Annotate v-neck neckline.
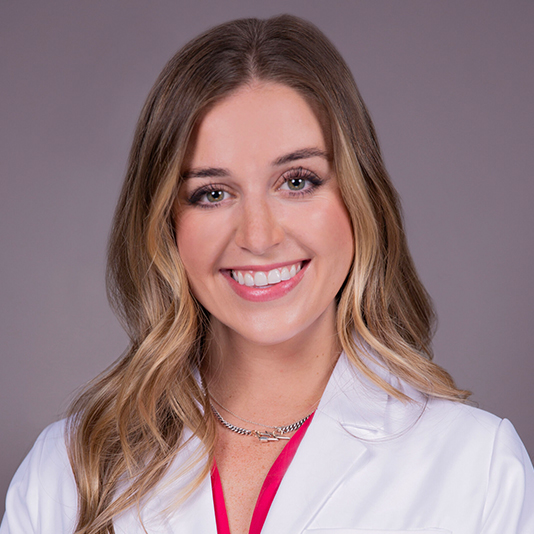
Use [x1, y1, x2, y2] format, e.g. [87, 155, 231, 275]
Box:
[211, 412, 314, 534]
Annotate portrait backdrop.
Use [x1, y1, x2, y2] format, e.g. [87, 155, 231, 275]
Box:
[1, 0, 533, 516]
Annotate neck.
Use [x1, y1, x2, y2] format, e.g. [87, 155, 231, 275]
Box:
[205, 306, 340, 424]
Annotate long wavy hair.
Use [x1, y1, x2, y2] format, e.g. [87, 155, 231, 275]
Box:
[67, 14, 470, 533]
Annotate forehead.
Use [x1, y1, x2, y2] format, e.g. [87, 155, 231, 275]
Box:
[186, 83, 328, 169]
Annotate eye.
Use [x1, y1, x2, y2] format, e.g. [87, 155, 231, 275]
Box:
[287, 177, 306, 191]
[205, 190, 226, 203]
[187, 185, 231, 207]
[279, 167, 324, 195]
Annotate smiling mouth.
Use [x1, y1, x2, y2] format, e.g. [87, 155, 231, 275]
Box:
[230, 261, 304, 287]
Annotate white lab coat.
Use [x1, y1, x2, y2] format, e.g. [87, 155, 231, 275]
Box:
[2, 352, 533, 533]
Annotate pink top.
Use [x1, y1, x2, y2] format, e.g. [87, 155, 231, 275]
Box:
[211, 413, 314, 534]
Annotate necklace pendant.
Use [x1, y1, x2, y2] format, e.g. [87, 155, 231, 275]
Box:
[255, 431, 290, 442]
[273, 433, 290, 441]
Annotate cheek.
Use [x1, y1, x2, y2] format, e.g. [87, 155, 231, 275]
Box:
[327, 205, 354, 286]
[175, 214, 197, 272]
[306, 197, 354, 261]
[174, 209, 232, 285]
[331, 201, 353, 244]
[174, 211, 214, 279]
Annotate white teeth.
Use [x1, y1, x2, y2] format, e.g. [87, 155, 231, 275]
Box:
[267, 269, 281, 284]
[254, 271, 268, 286]
[231, 262, 303, 287]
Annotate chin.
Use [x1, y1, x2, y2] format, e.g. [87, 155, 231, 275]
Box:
[217, 305, 332, 348]
[229, 322, 301, 347]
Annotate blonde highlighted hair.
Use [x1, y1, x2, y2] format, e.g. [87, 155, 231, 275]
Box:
[67, 14, 470, 533]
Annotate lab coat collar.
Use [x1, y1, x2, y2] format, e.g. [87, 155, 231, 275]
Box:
[317, 349, 390, 435]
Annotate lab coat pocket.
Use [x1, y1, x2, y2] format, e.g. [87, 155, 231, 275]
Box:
[304, 529, 452, 534]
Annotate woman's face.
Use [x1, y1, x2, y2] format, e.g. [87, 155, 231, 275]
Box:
[174, 82, 354, 346]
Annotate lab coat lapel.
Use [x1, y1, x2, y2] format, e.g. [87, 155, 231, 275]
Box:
[164, 472, 217, 533]
[261, 409, 369, 534]
[261, 353, 390, 534]
[128, 430, 218, 533]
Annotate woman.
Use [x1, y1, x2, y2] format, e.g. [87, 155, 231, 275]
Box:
[2, 14, 533, 534]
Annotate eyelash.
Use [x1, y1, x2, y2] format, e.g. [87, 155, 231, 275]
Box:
[187, 167, 324, 208]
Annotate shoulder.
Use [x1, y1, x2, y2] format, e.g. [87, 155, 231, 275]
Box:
[389, 393, 532, 471]
[421, 398, 526, 454]
[421, 399, 533, 478]
[18, 420, 72, 476]
[418, 400, 534, 529]
[1, 420, 78, 533]
[423, 397, 502, 436]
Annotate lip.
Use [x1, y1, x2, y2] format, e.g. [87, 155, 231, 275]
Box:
[222, 260, 310, 302]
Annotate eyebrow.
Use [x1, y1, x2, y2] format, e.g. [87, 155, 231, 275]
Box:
[272, 148, 329, 166]
[182, 147, 329, 180]
[182, 167, 229, 180]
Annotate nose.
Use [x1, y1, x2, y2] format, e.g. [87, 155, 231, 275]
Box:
[234, 198, 285, 255]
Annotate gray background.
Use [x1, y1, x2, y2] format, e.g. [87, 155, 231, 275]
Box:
[1, 0, 533, 516]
